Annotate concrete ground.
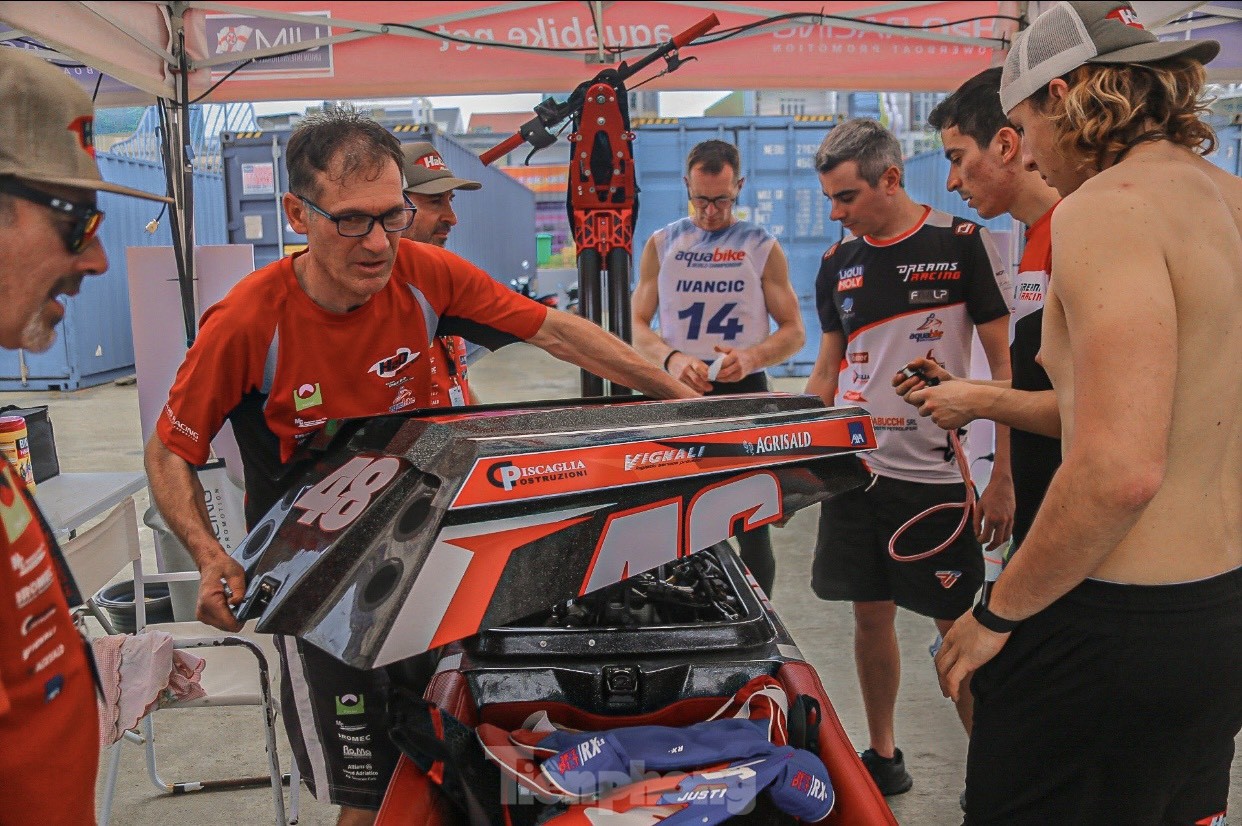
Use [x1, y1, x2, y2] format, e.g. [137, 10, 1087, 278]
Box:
[8, 342, 1240, 825]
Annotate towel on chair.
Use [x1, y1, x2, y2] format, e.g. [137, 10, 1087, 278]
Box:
[92, 631, 206, 746]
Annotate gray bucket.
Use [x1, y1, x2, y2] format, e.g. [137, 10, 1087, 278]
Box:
[93, 580, 174, 634]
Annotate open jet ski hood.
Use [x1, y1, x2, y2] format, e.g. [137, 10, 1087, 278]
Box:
[232, 393, 875, 668]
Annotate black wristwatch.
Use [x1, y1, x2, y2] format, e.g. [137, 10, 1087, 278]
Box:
[972, 601, 1021, 634]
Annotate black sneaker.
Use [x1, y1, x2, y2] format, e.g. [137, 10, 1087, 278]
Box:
[859, 747, 914, 796]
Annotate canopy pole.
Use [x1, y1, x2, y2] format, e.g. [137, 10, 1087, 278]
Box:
[167, 2, 197, 347]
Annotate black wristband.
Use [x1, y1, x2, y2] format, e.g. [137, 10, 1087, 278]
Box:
[662, 350, 681, 372]
[972, 601, 1020, 633]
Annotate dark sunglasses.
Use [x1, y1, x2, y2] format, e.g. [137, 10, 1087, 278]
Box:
[0, 177, 105, 254]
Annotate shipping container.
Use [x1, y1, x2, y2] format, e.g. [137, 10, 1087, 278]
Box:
[220, 126, 535, 282]
[1210, 124, 1241, 176]
[0, 154, 227, 391]
[631, 116, 1014, 377]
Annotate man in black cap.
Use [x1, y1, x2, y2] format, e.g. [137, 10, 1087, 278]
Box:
[934, 3, 1241, 822]
[0, 46, 170, 823]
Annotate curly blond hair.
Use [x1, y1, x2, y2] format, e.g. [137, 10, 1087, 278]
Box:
[1030, 58, 1216, 173]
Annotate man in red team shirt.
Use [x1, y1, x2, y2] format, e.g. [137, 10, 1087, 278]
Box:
[0, 48, 170, 824]
[145, 108, 695, 826]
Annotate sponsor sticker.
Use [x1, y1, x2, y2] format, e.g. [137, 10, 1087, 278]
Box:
[293, 383, 323, 412]
[452, 416, 874, 508]
[368, 347, 419, 379]
[10, 546, 46, 578]
[335, 693, 366, 716]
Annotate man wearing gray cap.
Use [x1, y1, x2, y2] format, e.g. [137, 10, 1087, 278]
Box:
[400, 141, 482, 406]
[400, 141, 480, 248]
[0, 46, 169, 822]
[932, 3, 1241, 822]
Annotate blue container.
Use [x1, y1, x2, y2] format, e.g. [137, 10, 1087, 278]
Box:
[220, 126, 535, 282]
[1209, 124, 1240, 176]
[632, 116, 1016, 377]
[0, 154, 226, 391]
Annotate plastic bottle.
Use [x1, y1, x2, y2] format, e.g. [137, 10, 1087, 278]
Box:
[0, 415, 36, 493]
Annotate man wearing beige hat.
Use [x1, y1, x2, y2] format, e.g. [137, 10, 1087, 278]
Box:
[931, 3, 1241, 822]
[400, 141, 483, 406]
[0, 46, 170, 823]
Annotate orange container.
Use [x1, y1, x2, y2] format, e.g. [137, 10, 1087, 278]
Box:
[0, 415, 36, 493]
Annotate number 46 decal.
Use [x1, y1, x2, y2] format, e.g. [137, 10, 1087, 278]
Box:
[293, 456, 402, 532]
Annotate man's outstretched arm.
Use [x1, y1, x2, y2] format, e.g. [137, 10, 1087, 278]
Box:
[528, 308, 700, 399]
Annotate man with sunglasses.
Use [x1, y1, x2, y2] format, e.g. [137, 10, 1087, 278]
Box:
[632, 139, 804, 597]
[0, 48, 170, 823]
[145, 108, 695, 825]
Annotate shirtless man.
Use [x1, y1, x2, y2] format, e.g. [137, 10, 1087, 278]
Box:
[934, 3, 1241, 823]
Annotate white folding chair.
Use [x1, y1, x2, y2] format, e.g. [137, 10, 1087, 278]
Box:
[63, 497, 299, 825]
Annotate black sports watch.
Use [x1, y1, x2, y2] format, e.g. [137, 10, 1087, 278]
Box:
[972, 601, 1021, 634]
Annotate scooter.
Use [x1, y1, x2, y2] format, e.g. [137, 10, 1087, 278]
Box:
[509, 275, 559, 308]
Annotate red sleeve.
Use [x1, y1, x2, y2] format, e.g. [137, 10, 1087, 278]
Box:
[398, 242, 548, 343]
[155, 282, 275, 466]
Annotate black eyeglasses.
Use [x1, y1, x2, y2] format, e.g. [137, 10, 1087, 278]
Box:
[686, 189, 738, 211]
[0, 177, 104, 254]
[299, 194, 416, 237]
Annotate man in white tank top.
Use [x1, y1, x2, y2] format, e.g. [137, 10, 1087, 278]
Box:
[632, 139, 805, 595]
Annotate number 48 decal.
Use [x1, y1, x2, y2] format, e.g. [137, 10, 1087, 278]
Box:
[293, 456, 402, 532]
[677, 301, 744, 340]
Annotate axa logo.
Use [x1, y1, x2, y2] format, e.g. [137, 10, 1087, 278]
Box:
[1107, 6, 1145, 28]
[954, 222, 976, 235]
[215, 24, 254, 53]
[910, 313, 945, 343]
[368, 347, 418, 379]
[293, 383, 323, 412]
[935, 570, 961, 588]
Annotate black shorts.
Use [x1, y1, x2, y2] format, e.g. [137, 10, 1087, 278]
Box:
[965, 565, 1242, 825]
[811, 474, 982, 620]
[277, 635, 404, 810]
